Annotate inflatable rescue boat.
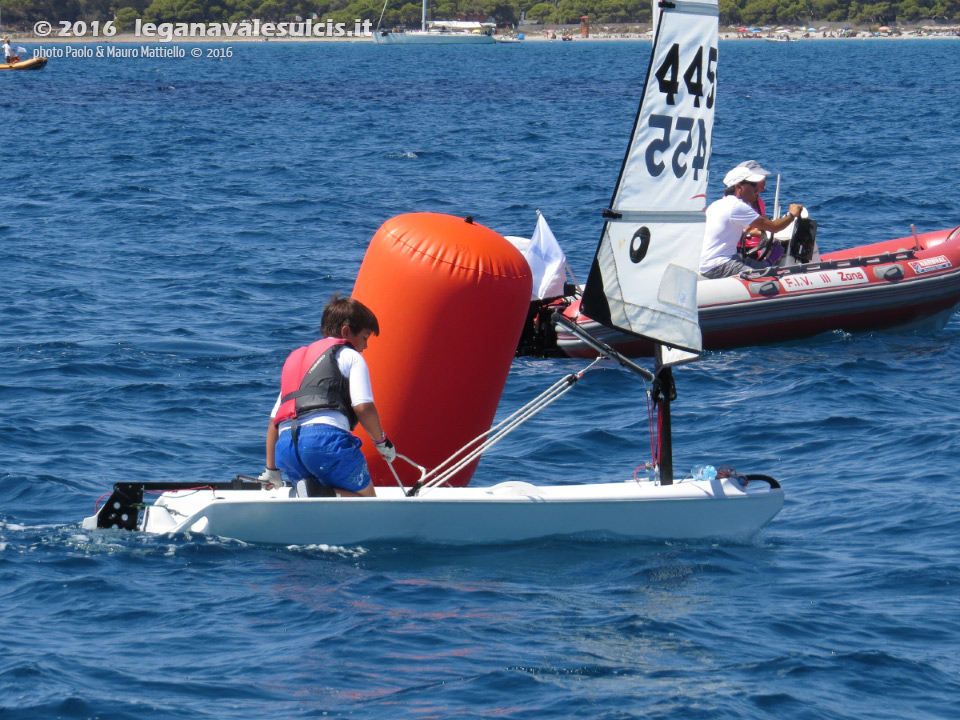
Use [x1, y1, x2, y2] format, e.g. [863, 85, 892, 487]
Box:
[0, 56, 47, 70]
[523, 220, 960, 358]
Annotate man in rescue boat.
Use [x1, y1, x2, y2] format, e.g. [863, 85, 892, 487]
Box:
[734, 160, 781, 265]
[699, 164, 804, 279]
[258, 294, 396, 498]
[2, 37, 20, 64]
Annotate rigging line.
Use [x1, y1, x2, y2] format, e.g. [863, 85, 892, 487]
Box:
[417, 358, 604, 493]
[421, 380, 578, 490]
[419, 375, 583, 491]
[420, 370, 587, 481]
[646, 389, 658, 467]
[376, 0, 389, 31]
[653, 392, 663, 467]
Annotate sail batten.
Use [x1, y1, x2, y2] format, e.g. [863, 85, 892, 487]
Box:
[664, 0, 720, 16]
[582, 0, 719, 354]
[604, 210, 707, 223]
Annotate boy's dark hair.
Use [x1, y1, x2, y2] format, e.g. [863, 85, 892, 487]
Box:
[320, 294, 380, 337]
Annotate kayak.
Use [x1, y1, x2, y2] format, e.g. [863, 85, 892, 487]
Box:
[0, 56, 47, 70]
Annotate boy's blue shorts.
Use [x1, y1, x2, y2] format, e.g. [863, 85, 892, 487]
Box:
[276, 424, 371, 494]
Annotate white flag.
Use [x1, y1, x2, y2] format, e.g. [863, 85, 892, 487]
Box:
[523, 214, 567, 300]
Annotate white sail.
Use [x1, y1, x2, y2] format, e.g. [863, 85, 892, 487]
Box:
[582, 0, 719, 354]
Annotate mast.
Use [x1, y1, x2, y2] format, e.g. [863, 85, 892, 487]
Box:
[421, 0, 427, 31]
[653, 346, 676, 483]
[577, 0, 719, 482]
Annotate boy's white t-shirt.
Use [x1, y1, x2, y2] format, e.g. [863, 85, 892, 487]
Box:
[271, 346, 374, 432]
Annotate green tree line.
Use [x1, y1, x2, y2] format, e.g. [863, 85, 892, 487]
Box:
[3, 0, 958, 31]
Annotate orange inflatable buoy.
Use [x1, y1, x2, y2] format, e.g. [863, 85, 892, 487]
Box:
[352, 213, 532, 487]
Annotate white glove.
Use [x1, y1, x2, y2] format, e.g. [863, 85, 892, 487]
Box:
[374, 436, 396, 463]
[258, 467, 284, 488]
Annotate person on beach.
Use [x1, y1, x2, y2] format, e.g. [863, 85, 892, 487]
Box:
[2, 38, 20, 64]
[258, 294, 395, 498]
[699, 164, 804, 279]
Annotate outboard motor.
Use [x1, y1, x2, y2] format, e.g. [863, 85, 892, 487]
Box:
[789, 217, 819, 264]
[772, 212, 819, 266]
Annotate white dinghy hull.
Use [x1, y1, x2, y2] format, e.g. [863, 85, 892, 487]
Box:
[83, 477, 783, 546]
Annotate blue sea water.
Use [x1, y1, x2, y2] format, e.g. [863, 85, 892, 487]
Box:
[2, 38, 960, 719]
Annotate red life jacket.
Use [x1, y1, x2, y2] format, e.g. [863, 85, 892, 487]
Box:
[273, 338, 358, 429]
[740, 196, 769, 251]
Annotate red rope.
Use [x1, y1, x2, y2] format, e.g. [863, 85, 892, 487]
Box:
[93, 492, 112, 515]
[144, 486, 216, 496]
[641, 391, 663, 478]
[647, 393, 661, 466]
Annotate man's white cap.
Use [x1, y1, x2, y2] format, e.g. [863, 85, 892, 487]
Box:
[723, 162, 769, 188]
[737, 159, 771, 176]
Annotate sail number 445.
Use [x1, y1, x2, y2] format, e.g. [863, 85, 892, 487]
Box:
[645, 43, 716, 181]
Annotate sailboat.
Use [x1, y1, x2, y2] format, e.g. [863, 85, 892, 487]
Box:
[373, 0, 495, 44]
[82, 0, 784, 546]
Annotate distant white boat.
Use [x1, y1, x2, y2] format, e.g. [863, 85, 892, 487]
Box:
[374, 0, 495, 44]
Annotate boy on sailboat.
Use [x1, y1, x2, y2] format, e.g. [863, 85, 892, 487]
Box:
[258, 295, 396, 498]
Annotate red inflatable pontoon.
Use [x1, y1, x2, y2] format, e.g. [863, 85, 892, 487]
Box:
[547, 223, 960, 358]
